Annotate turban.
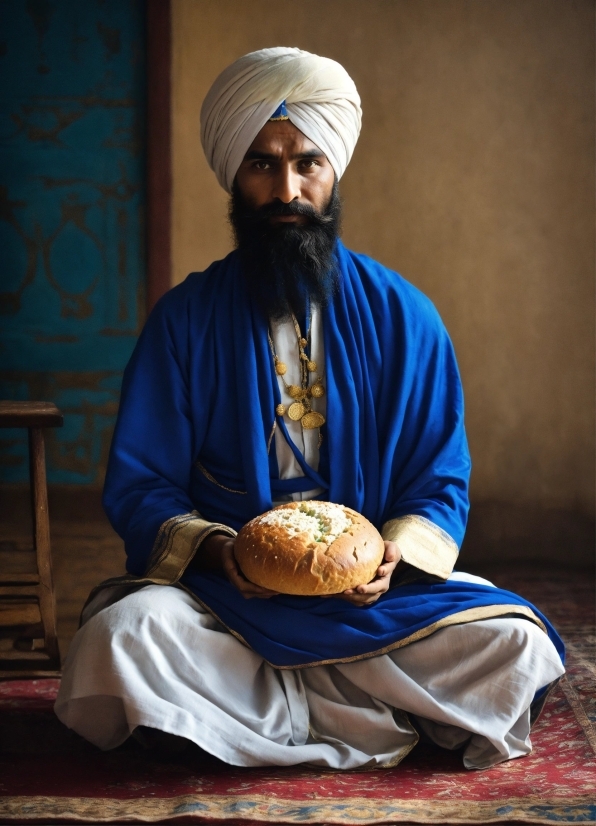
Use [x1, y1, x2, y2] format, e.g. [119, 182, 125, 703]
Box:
[200, 47, 362, 193]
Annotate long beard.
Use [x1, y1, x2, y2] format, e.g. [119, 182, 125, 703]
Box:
[229, 181, 342, 321]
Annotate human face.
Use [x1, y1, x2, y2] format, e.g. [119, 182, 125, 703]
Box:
[235, 120, 336, 225]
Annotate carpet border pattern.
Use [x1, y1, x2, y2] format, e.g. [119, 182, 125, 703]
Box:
[1, 794, 595, 824]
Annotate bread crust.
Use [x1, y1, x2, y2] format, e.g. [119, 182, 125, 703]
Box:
[234, 501, 385, 596]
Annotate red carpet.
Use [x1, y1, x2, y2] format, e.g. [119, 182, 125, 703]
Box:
[1, 568, 594, 825]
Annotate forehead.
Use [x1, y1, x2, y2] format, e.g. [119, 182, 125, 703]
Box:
[244, 120, 326, 158]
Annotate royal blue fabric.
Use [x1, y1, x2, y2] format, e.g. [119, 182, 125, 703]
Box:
[181, 572, 565, 668]
[102, 241, 563, 667]
[104, 241, 469, 572]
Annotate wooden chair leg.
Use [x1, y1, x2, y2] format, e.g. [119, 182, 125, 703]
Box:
[29, 427, 60, 669]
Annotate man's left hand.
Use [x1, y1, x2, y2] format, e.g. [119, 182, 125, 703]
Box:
[337, 541, 401, 606]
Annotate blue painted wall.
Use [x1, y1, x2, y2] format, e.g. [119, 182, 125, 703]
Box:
[0, 0, 145, 485]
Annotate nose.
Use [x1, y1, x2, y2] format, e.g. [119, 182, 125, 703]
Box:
[271, 164, 301, 204]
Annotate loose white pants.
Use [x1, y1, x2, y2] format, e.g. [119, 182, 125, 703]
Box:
[54, 575, 564, 771]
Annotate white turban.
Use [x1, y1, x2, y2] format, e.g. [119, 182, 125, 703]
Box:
[200, 47, 362, 193]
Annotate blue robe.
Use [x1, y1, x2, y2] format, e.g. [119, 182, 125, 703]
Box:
[102, 241, 564, 669]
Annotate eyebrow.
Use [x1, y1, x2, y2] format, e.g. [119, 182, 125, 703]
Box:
[243, 148, 326, 161]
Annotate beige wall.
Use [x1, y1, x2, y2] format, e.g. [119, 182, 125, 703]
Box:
[171, 1, 595, 541]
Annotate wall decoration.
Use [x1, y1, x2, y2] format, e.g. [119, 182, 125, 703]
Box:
[0, 0, 145, 486]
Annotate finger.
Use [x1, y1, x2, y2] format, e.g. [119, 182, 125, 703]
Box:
[237, 580, 279, 598]
[348, 564, 394, 595]
[221, 544, 239, 568]
[383, 541, 400, 562]
[230, 567, 279, 596]
[232, 570, 278, 595]
[221, 550, 276, 596]
[376, 562, 399, 578]
[354, 575, 391, 595]
[223, 556, 243, 582]
[339, 591, 381, 606]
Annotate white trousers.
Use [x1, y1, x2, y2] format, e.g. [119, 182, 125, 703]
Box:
[54, 575, 564, 771]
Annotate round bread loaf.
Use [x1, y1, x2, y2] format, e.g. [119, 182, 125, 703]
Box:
[234, 501, 385, 596]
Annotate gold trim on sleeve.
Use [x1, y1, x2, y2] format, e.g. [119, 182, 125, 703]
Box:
[145, 511, 237, 584]
[381, 515, 458, 580]
[195, 460, 247, 494]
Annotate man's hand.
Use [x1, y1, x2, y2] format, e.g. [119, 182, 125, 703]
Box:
[197, 533, 398, 604]
[200, 534, 280, 599]
[336, 541, 401, 606]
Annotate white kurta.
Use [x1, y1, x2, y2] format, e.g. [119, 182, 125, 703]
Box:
[270, 306, 325, 501]
[55, 577, 564, 770]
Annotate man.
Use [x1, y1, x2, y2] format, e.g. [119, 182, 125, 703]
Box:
[55, 48, 564, 771]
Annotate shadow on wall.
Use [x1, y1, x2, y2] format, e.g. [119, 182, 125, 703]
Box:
[461, 502, 595, 571]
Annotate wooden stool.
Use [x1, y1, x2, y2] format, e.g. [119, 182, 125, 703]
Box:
[0, 401, 63, 677]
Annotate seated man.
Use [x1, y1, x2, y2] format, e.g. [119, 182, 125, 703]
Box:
[55, 47, 564, 771]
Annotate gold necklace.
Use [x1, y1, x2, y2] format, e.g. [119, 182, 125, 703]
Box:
[268, 314, 326, 431]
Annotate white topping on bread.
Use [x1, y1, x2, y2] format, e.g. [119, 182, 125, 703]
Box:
[259, 502, 353, 544]
[234, 501, 385, 596]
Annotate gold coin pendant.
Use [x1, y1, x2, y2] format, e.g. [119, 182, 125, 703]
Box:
[275, 361, 287, 376]
[288, 385, 302, 399]
[301, 411, 325, 429]
[275, 404, 286, 416]
[288, 402, 306, 421]
[310, 383, 325, 398]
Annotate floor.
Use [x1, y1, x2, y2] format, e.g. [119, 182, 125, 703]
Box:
[0, 512, 594, 826]
[2, 514, 126, 663]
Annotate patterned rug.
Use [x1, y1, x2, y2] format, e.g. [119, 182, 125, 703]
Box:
[0, 568, 594, 825]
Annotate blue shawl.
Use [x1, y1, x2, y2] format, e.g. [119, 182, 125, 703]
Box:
[103, 242, 564, 668]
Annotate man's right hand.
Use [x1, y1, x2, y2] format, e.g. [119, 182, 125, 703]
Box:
[199, 533, 280, 599]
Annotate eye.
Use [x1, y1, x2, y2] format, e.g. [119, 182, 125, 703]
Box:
[252, 160, 272, 170]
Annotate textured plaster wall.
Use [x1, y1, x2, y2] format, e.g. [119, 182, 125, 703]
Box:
[171, 0, 595, 552]
[0, 0, 145, 486]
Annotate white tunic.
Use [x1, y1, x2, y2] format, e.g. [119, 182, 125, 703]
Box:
[55, 578, 564, 770]
[270, 306, 325, 501]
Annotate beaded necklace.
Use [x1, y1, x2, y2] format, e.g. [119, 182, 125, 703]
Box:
[268, 312, 325, 431]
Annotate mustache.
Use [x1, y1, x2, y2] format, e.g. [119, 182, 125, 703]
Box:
[244, 199, 336, 225]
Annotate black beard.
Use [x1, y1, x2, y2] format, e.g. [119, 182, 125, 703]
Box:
[229, 180, 342, 321]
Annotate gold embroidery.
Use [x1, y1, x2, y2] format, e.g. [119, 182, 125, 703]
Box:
[195, 460, 247, 494]
[382, 515, 458, 579]
[145, 511, 237, 583]
[266, 419, 277, 454]
[269, 604, 546, 669]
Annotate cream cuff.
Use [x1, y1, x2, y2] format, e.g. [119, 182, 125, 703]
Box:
[145, 511, 237, 584]
[381, 515, 459, 580]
